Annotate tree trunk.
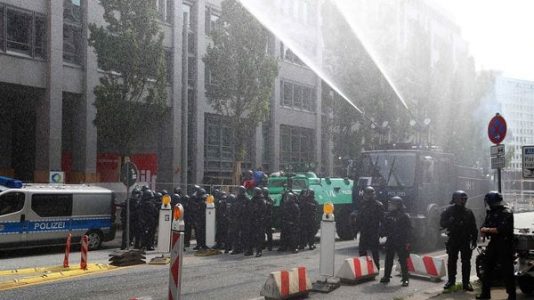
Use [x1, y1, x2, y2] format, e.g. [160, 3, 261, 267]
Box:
[233, 160, 242, 186]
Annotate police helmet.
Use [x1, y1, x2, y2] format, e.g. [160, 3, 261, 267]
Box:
[184, 195, 190, 200]
[253, 187, 263, 197]
[174, 187, 182, 194]
[451, 190, 468, 205]
[389, 196, 404, 210]
[220, 191, 227, 198]
[141, 185, 150, 192]
[228, 193, 236, 201]
[238, 185, 247, 195]
[287, 192, 297, 202]
[213, 189, 221, 197]
[161, 189, 168, 195]
[484, 191, 503, 207]
[309, 190, 315, 197]
[363, 186, 376, 200]
[193, 184, 201, 191]
[142, 189, 154, 201]
[262, 187, 270, 196]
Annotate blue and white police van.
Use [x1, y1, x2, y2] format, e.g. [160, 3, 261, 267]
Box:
[0, 176, 116, 251]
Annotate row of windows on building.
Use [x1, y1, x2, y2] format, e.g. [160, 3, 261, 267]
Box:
[281, 80, 316, 112]
[204, 113, 316, 174]
[0, 2, 82, 63]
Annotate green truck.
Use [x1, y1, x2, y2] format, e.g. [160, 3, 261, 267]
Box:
[267, 172, 355, 239]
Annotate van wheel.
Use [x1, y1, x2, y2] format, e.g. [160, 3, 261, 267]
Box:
[86, 231, 103, 250]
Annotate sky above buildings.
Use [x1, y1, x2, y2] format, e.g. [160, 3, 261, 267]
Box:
[436, 0, 534, 81]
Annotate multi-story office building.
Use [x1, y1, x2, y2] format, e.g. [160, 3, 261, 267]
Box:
[493, 76, 534, 170]
[0, 0, 330, 187]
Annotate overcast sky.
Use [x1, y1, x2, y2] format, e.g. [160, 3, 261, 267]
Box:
[435, 0, 534, 81]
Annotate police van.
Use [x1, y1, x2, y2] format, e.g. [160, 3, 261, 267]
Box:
[0, 176, 116, 251]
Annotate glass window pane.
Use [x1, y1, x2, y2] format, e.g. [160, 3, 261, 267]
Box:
[6, 9, 32, 55]
[31, 194, 73, 217]
[0, 7, 4, 51]
[34, 15, 46, 59]
[0, 192, 25, 216]
[63, 23, 82, 64]
[187, 32, 195, 54]
[283, 81, 292, 106]
[294, 85, 303, 108]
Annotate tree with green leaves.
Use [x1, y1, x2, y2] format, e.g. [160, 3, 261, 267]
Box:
[89, 0, 167, 158]
[203, 0, 278, 183]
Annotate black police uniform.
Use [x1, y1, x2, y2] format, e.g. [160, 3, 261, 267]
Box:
[263, 188, 274, 251]
[249, 190, 266, 256]
[230, 189, 248, 254]
[181, 195, 192, 247]
[478, 194, 516, 300]
[381, 200, 411, 285]
[120, 194, 139, 249]
[225, 194, 240, 253]
[440, 200, 478, 289]
[299, 190, 318, 250]
[138, 191, 158, 250]
[193, 192, 207, 250]
[356, 197, 384, 270]
[282, 194, 300, 253]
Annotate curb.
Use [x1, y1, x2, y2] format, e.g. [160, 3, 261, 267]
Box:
[0, 264, 118, 291]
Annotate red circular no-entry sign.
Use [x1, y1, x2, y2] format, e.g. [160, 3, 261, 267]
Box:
[488, 113, 507, 144]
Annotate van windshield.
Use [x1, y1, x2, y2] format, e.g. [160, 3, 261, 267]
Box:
[360, 152, 416, 187]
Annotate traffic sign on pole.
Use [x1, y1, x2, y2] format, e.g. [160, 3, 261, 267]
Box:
[488, 113, 507, 144]
[522, 146, 534, 179]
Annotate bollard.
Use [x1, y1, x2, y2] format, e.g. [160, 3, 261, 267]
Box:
[205, 195, 216, 248]
[63, 233, 72, 268]
[312, 202, 340, 293]
[169, 204, 185, 300]
[81, 235, 89, 270]
[157, 194, 173, 253]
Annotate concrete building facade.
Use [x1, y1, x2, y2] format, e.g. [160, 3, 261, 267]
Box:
[493, 76, 534, 170]
[0, 0, 330, 187]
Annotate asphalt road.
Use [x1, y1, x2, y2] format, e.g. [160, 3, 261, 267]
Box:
[0, 211, 532, 300]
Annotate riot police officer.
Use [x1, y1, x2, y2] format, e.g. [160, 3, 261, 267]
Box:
[193, 189, 208, 250]
[380, 196, 411, 287]
[225, 193, 239, 254]
[299, 189, 318, 250]
[230, 186, 247, 254]
[282, 192, 300, 253]
[120, 188, 140, 249]
[440, 190, 478, 291]
[215, 191, 228, 249]
[476, 191, 516, 300]
[262, 187, 274, 251]
[138, 189, 158, 250]
[182, 194, 192, 247]
[249, 187, 266, 257]
[354, 186, 384, 270]
[278, 184, 292, 252]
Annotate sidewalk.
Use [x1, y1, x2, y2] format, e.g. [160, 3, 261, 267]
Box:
[406, 282, 527, 300]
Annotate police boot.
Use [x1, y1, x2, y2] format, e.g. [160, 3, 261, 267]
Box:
[463, 283, 474, 292]
[380, 276, 390, 284]
[244, 250, 253, 256]
[444, 280, 456, 290]
[401, 279, 409, 287]
[255, 251, 262, 257]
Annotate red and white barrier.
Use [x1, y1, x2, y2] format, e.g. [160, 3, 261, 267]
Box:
[260, 267, 311, 299]
[168, 231, 184, 300]
[405, 254, 446, 281]
[336, 256, 378, 284]
[63, 233, 72, 268]
[80, 235, 88, 270]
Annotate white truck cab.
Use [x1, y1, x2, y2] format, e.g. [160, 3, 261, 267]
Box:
[0, 176, 116, 251]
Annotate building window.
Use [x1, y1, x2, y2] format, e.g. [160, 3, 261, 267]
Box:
[187, 32, 195, 55]
[182, 4, 192, 30]
[205, 6, 219, 35]
[280, 80, 315, 112]
[280, 125, 315, 169]
[165, 49, 173, 83]
[0, 6, 4, 52]
[63, 0, 82, 64]
[156, 0, 172, 23]
[188, 56, 196, 87]
[34, 15, 46, 59]
[6, 8, 32, 56]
